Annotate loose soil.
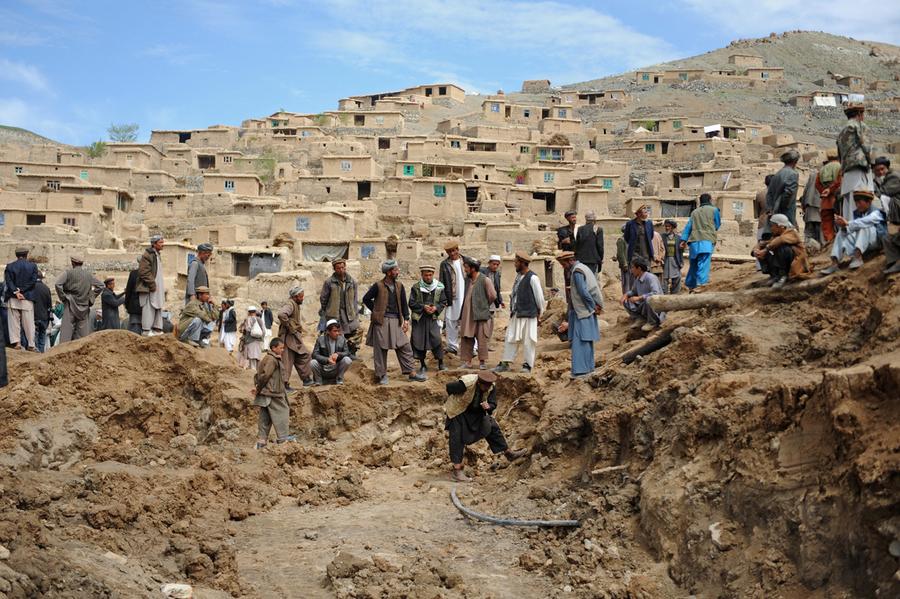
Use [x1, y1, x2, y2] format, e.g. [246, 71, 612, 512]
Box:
[1, 254, 897, 598]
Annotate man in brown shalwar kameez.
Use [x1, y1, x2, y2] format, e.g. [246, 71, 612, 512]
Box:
[361, 259, 427, 385]
[459, 256, 497, 370]
[277, 286, 313, 390]
[252, 338, 295, 449]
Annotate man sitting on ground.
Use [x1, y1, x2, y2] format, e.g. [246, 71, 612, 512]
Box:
[621, 256, 665, 332]
[310, 319, 353, 386]
[444, 371, 526, 482]
[873, 156, 900, 274]
[821, 190, 886, 275]
[751, 214, 811, 288]
[177, 286, 219, 347]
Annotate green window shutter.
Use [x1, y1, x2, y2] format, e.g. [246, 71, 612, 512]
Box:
[673, 120, 682, 129]
[433, 184, 446, 197]
[602, 178, 612, 189]
[403, 164, 415, 176]
[645, 143, 655, 152]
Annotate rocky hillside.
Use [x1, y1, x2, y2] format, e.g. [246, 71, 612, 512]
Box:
[0, 125, 66, 147]
[556, 31, 900, 148]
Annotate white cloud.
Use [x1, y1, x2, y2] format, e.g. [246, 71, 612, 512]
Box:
[314, 0, 677, 86]
[0, 58, 51, 92]
[0, 31, 45, 46]
[678, 0, 900, 42]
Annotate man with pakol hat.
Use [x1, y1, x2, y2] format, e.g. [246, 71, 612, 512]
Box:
[557, 210, 578, 252]
[137, 234, 166, 336]
[99, 277, 125, 330]
[836, 101, 873, 222]
[277, 286, 313, 389]
[443, 371, 526, 482]
[362, 259, 426, 385]
[575, 211, 604, 276]
[310, 319, 353, 385]
[494, 251, 545, 374]
[815, 148, 842, 242]
[556, 251, 603, 378]
[186, 242, 213, 305]
[55, 255, 103, 343]
[409, 264, 448, 374]
[873, 156, 900, 274]
[821, 190, 885, 274]
[751, 214, 811, 288]
[4, 247, 39, 351]
[318, 257, 361, 358]
[459, 256, 497, 370]
[766, 149, 800, 227]
[680, 193, 721, 291]
[480, 255, 504, 314]
[177, 286, 219, 347]
[439, 241, 466, 355]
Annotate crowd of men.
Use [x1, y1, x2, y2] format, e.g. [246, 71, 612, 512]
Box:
[4, 99, 899, 478]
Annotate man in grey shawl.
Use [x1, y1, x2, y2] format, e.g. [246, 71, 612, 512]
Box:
[137, 234, 166, 336]
[361, 259, 426, 385]
[55, 255, 103, 343]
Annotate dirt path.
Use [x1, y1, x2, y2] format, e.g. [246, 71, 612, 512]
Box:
[236, 466, 555, 598]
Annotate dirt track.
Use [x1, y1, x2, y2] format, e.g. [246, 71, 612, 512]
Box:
[0, 255, 898, 598]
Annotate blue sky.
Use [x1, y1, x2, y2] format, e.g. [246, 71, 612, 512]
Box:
[1, 0, 898, 146]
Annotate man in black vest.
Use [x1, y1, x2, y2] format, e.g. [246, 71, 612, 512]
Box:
[574, 211, 604, 275]
[494, 251, 545, 373]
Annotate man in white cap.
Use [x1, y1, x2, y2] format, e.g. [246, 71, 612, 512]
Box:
[821, 190, 885, 274]
[186, 242, 213, 305]
[494, 251, 545, 373]
[277, 286, 313, 390]
[751, 214, 810, 288]
[361, 259, 426, 385]
[439, 241, 466, 355]
[137, 234, 166, 336]
[480, 255, 504, 315]
[310, 319, 353, 385]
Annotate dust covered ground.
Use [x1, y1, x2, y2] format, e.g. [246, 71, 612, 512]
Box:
[0, 254, 898, 598]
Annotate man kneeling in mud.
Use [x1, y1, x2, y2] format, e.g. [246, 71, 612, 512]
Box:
[444, 371, 526, 481]
[252, 338, 296, 448]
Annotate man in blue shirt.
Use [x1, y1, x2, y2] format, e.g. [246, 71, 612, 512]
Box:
[680, 193, 721, 291]
[621, 257, 666, 332]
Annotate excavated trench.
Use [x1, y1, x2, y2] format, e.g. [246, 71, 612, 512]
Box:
[0, 261, 897, 598]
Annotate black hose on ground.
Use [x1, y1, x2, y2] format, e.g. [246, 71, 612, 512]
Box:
[450, 488, 581, 528]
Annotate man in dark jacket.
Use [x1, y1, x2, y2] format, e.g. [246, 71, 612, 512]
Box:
[874, 156, 900, 275]
[310, 319, 353, 385]
[0, 321, 6, 387]
[100, 277, 126, 330]
[4, 247, 39, 351]
[480, 255, 504, 313]
[31, 272, 52, 352]
[55, 255, 103, 343]
[556, 210, 577, 251]
[574, 211, 604, 275]
[444, 371, 526, 482]
[623, 204, 654, 263]
[318, 258, 361, 356]
[123, 268, 142, 334]
[185, 242, 213, 304]
[766, 149, 800, 227]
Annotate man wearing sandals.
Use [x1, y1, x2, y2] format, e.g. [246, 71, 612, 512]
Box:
[444, 371, 526, 482]
[252, 338, 295, 448]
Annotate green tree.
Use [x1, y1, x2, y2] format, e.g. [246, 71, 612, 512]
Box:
[107, 122, 139, 142]
[256, 148, 278, 184]
[87, 141, 107, 158]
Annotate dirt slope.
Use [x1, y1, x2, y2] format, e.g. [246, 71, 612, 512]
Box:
[0, 253, 897, 597]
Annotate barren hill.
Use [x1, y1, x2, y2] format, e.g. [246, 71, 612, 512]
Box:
[0, 124, 67, 147]
[556, 31, 900, 147]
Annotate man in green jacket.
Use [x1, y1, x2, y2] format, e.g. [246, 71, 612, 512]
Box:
[178, 286, 219, 347]
[679, 193, 721, 290]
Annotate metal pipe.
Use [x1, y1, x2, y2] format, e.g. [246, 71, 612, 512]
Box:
[450, 488, 580, 528]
